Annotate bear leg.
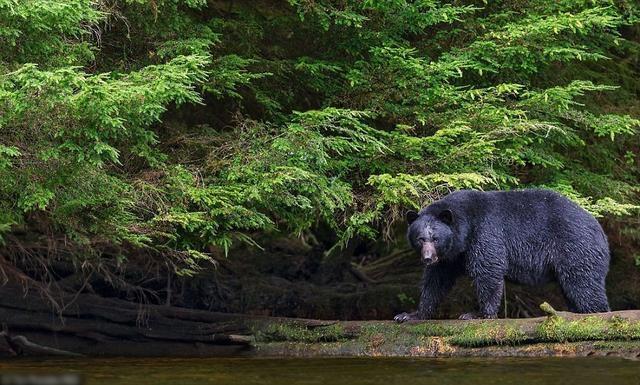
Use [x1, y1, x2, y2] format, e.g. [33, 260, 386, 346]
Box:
[471, 276, 504, 319]
[555, 246, 610, 313]
[557, 271, 610, 313]
[465, 240, 507, 319]
[394, 261, 462, 322]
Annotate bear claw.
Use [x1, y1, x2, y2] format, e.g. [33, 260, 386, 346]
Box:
[394, 312, 418, 323]
[458, 312, 477, 320]
[459, 312, 497, 320]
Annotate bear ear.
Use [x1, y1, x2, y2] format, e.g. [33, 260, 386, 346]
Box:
[406, 210, 419, 224]
[438, 209, 454, 226]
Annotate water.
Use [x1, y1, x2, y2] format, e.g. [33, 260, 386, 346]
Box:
[0, 357, 638, 385]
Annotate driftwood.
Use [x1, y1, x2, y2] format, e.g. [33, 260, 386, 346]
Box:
[0, 284, 333, 357]
[0, 331, 83, 357]
[1, 284, 640, 358]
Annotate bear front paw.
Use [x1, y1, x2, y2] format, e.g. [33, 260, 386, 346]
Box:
[458, 312, 497, 320]
[394, 312, 418, 323]
[458, 312, 477, 320]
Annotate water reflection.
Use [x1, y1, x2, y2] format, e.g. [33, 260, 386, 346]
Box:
[0, 357, 638, 385]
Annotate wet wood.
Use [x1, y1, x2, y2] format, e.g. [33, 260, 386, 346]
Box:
[0, 284, 333, 357]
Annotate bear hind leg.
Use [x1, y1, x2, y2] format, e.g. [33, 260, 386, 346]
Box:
[557, 270, 609, 313]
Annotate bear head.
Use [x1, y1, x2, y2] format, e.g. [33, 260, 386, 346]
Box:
[406, 209, 454, 266]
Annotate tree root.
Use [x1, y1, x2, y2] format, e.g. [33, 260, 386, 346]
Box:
[1, 331, 84, 357]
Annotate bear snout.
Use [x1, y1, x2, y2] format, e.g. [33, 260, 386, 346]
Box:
[421, 242, 438, 265]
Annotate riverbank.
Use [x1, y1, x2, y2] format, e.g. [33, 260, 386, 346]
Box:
[2, 284, 640, 359]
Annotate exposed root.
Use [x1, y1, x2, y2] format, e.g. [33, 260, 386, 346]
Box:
[1, 331, 83, 357]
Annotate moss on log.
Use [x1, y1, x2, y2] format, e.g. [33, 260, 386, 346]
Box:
[252, 304, 640, 358]
[2, 284, 640, 359]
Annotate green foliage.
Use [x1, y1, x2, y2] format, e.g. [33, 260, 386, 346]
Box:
[0, 0, 100, 66]
[0, 0, 638, 279]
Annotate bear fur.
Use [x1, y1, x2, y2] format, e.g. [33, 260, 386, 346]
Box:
[394, 189, 610, 322]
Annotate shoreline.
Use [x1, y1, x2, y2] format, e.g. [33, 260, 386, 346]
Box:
[2, 285, 640, 359]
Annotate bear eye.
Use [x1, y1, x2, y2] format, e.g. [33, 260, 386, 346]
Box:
[433, 237, 439, 243]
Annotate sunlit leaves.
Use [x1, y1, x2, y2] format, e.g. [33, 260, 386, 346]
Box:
[0, 0, 101, 66]
[0, 0, 638, 275]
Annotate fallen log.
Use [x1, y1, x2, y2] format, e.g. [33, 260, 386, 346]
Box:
[1, 284, 640, 359]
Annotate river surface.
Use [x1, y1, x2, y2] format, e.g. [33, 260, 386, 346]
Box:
[0, 357, 638, 385]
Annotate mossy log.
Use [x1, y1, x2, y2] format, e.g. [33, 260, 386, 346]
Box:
[2, 284, 640, 359]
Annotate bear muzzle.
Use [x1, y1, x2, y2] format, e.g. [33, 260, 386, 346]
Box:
[421, 242, 438, 266]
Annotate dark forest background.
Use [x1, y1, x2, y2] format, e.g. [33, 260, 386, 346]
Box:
[1, 0, 639, 319]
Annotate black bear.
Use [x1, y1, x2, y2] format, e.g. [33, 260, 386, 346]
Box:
[394, 189, 610, 322]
